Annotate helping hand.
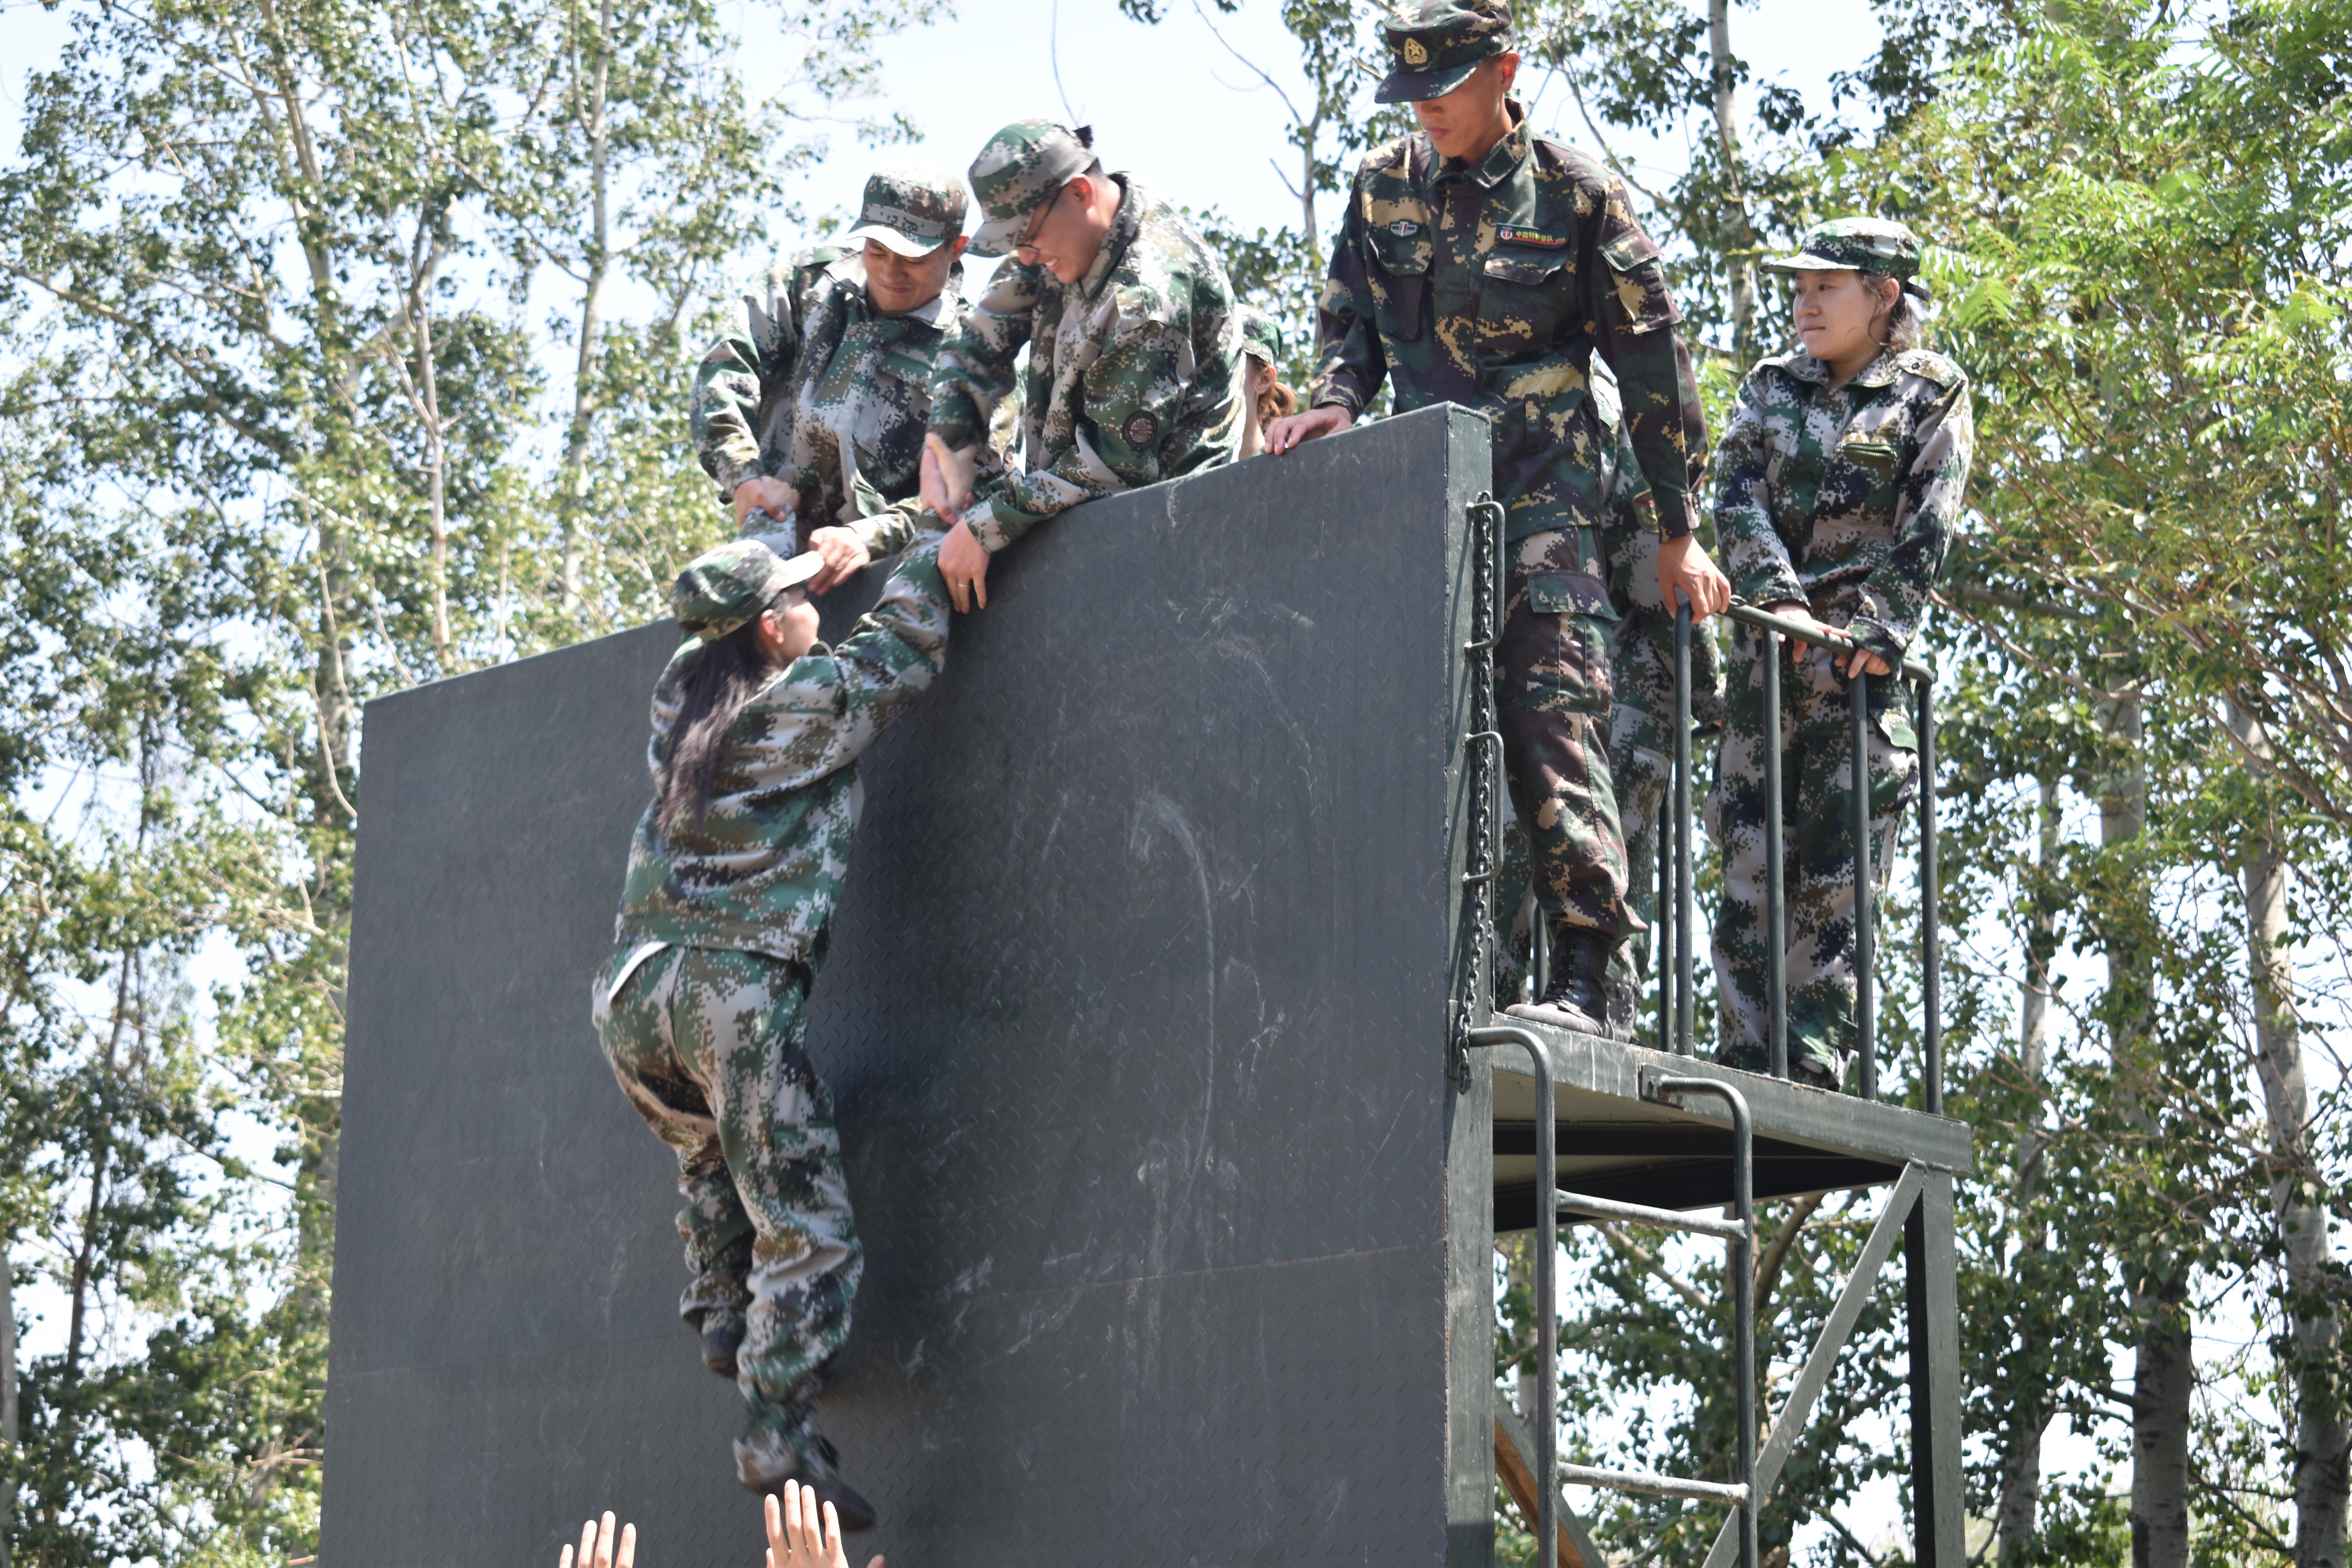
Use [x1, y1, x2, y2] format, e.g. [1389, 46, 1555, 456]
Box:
[938, 519, 991, 612]
[806, 527, 872, 595]
[1262, 403, 1352, 456]
[732, 477, 800, 531]
[921, 435, 978, 524]
[765, 1482, 882, 1568]
[557, 1511, 635, 1568]
[1656, 533, 1732, 622]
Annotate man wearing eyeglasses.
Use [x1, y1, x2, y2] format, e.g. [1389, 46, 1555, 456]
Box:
[691, 162, 984, 595]
[918, 120, 1242, 611]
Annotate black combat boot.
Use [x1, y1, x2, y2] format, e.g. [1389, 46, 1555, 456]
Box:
[699, 1310, 746, 1378]
[735, 1429, 877, 1532]
[1507, 925, 1630, 1042]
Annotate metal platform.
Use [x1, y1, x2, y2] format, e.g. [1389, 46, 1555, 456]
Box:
[1491, 1019, 1974, 1230]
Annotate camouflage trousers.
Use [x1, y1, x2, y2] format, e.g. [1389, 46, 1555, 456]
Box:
[1704, 628, 1919, 1079]
[592, 943, 861, 1448]
[1600, 525, 1727, 1012]
[1498, 526, 1629, 941]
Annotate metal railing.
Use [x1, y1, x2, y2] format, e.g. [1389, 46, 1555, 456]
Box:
[1646, 598, 1945, 1113]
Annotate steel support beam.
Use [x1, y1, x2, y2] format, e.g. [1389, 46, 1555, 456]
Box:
[1907, 1169, 1965, 1567]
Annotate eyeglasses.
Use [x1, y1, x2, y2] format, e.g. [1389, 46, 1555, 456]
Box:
[1012, 183, 1071, 261]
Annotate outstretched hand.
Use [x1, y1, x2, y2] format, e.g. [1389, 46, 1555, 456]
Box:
[558, 1511, 636, 1568]
[806, 527, 872, 594]
[920, 435, 978, 525]
[766, 1482, 882, 1568]
[1262, 403, 1352, 456]
[938, 519, 991, 612]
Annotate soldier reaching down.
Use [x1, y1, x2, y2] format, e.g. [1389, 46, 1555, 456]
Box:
[1706, 218, 1973, 1091]
[920, 119, 1243, 611]
[590, 537, 956, 1527]
[691, 163, 980, 592]
[1267, 0, 1731, 1040]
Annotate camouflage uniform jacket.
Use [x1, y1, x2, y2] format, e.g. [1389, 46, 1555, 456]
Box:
[1713, 345, 1974, 664]
[691, 247, 972, 559]
[1309, 102, 1708, 543]
[926, 176, 1242, 552]
[614, 545, 953, 969]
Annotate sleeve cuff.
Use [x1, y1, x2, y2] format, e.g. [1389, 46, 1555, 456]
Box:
[710, 452, 764, 503]
[1311, 383, 1365, 417]
[1847, 616, 1907, 664]
[966, 496, 1041, 554]
[1651, 491, 1700, 540]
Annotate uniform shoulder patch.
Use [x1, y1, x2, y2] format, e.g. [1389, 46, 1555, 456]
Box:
[1362, 135, 1416, 179]
[1896, 347, 1966, 388]
[1122, 410, 1160, 449]
[1530, 137, 1609, 188]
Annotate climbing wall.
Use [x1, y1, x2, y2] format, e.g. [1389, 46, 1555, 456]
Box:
[321, 405, 1497, 1567]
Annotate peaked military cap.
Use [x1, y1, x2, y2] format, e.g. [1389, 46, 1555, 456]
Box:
[1238, 305, 1283, 366]
[967, 120, 1097, 258]
[842, 160, 968, 257]
[1376, 0, 1514, 104]
[672, 539, 822, 642]
[1762, 217, 1933, 298]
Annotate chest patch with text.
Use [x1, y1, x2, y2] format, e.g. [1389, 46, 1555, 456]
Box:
[1495, 226, 1569, 249]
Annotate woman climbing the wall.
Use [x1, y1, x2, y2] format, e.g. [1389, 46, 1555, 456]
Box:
[591, 533, 955, 1531]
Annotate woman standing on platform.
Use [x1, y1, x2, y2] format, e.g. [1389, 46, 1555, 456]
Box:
[1705, 218, 1974, 1092]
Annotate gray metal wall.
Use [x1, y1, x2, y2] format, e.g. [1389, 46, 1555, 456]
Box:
[321, 406, 1495, 1568]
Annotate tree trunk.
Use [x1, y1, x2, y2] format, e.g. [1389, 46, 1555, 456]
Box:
[2096, 689, 2192, 1568]
[558, 0, 614, 616]
[408, 238, 451, 667]
[1995, 774, 2059, 1563]
[1706, 0, 1759, 367]
[2, 1220, 15, 1568]
[2229, 704, 2349, 1568]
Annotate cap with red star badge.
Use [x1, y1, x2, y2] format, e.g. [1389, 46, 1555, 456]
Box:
[1375, 0, 1515, 105]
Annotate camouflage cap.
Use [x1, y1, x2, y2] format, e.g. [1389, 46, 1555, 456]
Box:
[1376, 0, 1514, 105]
[966, 120, 1096, 258]
[1238, 305, 1283, 366]
[671, 539, 822, 642]
[1761, 217, 1931, 295]
[842, 161, 968, 257]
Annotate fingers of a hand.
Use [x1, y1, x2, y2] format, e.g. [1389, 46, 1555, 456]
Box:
[766, 1492, 787, 1560]
[575, 1518, 596, 1568]
[599, 1511, 620, 1568]
[821, 1501, 845, 1568]
[973, 558, 988, 610]
[866, 1557, 887, 1568]
[616, 1523, 636, 1568]
[561, 1544, 575, 1568]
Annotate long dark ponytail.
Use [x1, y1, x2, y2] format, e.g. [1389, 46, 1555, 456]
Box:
[655, 596, 790, 835]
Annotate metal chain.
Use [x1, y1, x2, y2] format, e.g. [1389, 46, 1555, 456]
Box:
[1452, 492, 1506, 1089]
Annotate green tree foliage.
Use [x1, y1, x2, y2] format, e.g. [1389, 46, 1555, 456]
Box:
[0, 0, 941, 1561]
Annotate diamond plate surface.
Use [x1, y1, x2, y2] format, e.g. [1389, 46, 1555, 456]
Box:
[324, 405, 1497, 1567]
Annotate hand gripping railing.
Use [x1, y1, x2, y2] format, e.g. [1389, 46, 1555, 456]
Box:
[1650, 598, 1943, 1112]
[1471, 1024, 1761, 1568]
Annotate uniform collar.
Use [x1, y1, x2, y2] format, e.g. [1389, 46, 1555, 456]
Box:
[1075, 175, 1142, 302]
[1431, 98, 1530, 190]
[1779, 345, 1904, 391]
